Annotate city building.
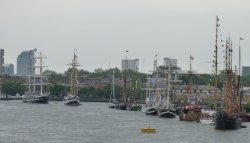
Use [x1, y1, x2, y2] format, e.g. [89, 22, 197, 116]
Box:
[164, 58, 177, 67]
[242, 66, 250, 76]
[121, 59, 139, 72]
[3, 64, 14, 76]
[17, 49, 35, 76]
[0, 49, 4, 75]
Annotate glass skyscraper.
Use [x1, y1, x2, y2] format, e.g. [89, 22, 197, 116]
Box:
[17, 50, 35, 76]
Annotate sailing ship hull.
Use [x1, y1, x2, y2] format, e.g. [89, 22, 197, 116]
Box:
[64, 98, 81, 106]
[128, 105, 142, 111]
[64, 95, 81, 106]
[158, 109, 176, 118]
[22, 95, 49, 104]
[145, 107, 158, 116]
[109, 105, 116, 108]
[238, 113, 250, 122]
[115, 103, 127, 110]
[179, 105, 202, 122]
[215, 111, 241, 130]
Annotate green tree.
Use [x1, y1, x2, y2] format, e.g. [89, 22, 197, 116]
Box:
[78, 87, 89, 97]
[2, 80, 26, 96]
[49, 84, 67, 99]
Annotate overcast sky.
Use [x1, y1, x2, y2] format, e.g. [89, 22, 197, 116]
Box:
[0, 0, 249, 74]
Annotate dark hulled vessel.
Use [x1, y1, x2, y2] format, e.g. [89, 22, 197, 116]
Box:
[128, 104, 142, 111]
[213, 16, 242, 130]
[115, 101, 127, 110]
[145, 107, 158, 116]
[22, 92, 49, 104]
[158, 108, 176, 118]
[215, 110, 241, 130]
[22, 51, 49, 104]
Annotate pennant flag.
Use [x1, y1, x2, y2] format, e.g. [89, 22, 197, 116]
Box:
[190, 55, 194, 60]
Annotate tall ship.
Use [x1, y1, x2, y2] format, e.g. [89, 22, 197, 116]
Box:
[22, 51, 49, 104]
[127, 80, 142, 111]
[115, 51, 128, 110]
[145, 55, 161, 116]
[114, 74, 127, 110]
[145, 78, 161, 116]
[64, 50, 81, 106]
[179, 55, 202, 122]
[109, 70, 117, 109]
[158, 65, 177, 118]
[214, 16, 241, 130]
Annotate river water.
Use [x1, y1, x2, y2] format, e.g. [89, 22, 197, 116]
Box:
[0, 100, 249, 143]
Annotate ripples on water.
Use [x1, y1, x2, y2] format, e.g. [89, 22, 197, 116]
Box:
[0, 100, 249, 143]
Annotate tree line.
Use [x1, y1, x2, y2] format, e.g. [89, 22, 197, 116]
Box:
[2, 68, 250, 102]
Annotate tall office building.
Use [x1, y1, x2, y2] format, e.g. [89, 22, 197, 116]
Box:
[242, 66, 250, 76]
[164, 58, 177, 67]
[3, 64, 14, 76]
[121, 59, 139, 72]
[0, 49, 4, 75]
[17, 50, 35, 76]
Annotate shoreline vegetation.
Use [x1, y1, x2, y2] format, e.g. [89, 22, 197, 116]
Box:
[1, 67, 250, 110]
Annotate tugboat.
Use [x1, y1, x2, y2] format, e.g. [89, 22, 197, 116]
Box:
[22, 50, 49, 104]
[64, 50, 81, 106]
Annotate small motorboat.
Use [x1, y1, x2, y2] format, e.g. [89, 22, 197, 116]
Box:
[141, 127, 156, 133]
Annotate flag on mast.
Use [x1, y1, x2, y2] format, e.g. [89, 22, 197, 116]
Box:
[190, 55, 194, 60]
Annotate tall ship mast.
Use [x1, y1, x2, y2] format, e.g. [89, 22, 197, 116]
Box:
[214, 16, 241, 130]
[109, 69, 117, 109]
[115, 50, 128, 110]
[187, 55, 194, 103]
[64, 50, 81, 106]
[213, 16, 219, 111]
[145, 54, 160, 116]
[22, 50, 49, 104]
[158, 64, 177, 118]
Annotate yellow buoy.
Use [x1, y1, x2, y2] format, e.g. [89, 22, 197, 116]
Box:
[141, 127, 156, 133]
